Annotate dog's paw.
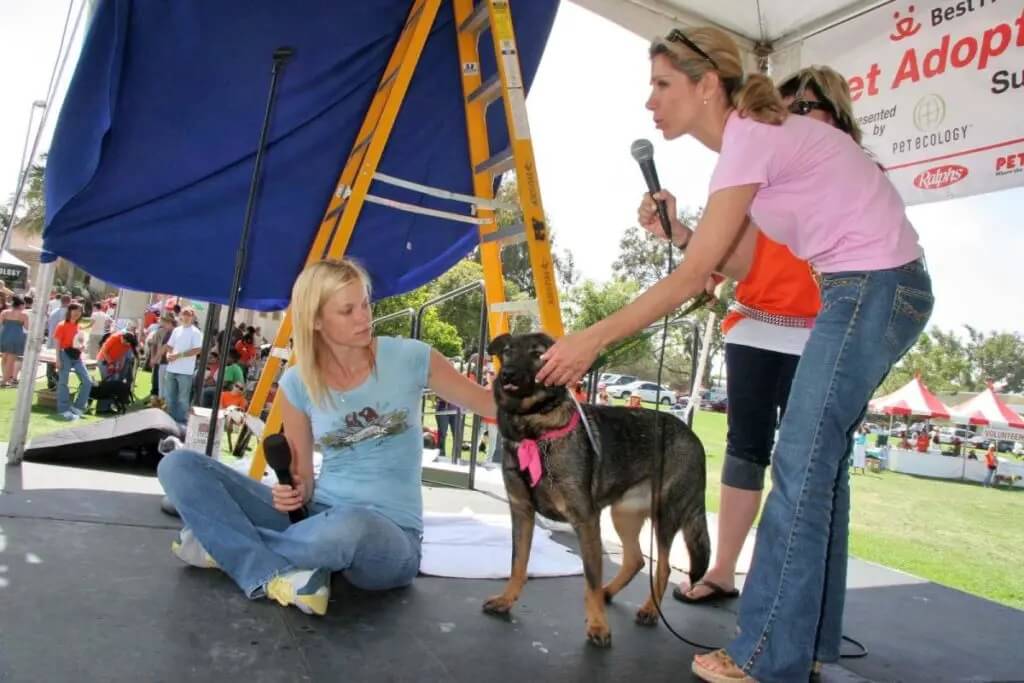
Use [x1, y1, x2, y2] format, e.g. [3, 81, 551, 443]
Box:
[635, 604, 659, 626]
[586, 622, 612, 648]
[482, 594, 515, 616]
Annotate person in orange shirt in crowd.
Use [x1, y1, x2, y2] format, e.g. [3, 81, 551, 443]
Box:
[640, 67, 863, 614]
[234, 331, 258, 370]
[983, 443, 999, 487]
[572, 381, 588, 404]
[220, 382, 248, 410]
[54, 303, 93, 420]
[915, 430, 931, 453]
[95, 331, 139, 413]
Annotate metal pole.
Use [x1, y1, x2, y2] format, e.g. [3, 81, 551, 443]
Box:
[193, 302, 221, 411]
[6, 261, 57, 466]
[467, 289, 489, 490]
[686, 314, 717, 428]
[205, 47, 294, 457]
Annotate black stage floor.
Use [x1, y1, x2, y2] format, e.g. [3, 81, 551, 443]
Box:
[1, 458, 1021, 682]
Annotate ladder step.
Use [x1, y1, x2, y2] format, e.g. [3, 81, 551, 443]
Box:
[466, 74, 502, 107]
[458, 2, 489, 36]
[475, 147, 514, 177]
[480, 222, 525, 246]
[490, 299, 539, 316]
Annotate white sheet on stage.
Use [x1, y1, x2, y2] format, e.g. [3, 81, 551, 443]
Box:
[420, 511, 583, 579]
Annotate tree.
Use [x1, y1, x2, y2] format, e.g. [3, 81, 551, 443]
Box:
[610, 216, 731, 385]
[878, 327, 975, 395]
[565, 278, 654, 371]
[3, 157, 46, 236]
[964, 327, 1024, 392]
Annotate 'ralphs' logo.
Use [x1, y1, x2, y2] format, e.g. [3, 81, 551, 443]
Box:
[913, 164, 968, 189]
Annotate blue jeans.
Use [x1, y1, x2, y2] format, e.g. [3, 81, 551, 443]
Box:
[57, 350, 93, 414]
[163, 370, 193, 423]
[727, 259, 933, 682]
[158, 449, 422, 597]
[983, 467, 996, 487]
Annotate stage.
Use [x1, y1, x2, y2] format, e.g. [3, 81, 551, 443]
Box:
[1, 448, 1021, 682]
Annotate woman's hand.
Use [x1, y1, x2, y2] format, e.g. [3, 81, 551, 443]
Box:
[271, 479, 308, 513]
[637, 190, 685, 243]
[536, 329, 604, 387]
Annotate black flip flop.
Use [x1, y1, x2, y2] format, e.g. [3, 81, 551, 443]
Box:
[672, 579, 740, 605]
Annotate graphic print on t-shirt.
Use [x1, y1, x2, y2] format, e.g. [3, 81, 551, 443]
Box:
[317, 404, 410, 450]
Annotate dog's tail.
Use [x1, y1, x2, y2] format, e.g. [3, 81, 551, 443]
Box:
[681, 509, 710, 585]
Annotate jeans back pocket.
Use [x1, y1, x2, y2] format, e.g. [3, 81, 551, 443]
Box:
[885, 283, 934, 359]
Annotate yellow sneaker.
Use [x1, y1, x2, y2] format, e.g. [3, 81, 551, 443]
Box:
[171, 528, 218, 569]
[266, 568, 330, 616]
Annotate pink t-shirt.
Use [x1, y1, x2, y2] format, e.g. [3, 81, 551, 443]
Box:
[709, 112, 922, 273]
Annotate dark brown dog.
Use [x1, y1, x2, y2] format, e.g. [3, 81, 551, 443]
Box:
[482, 332, 710, 647]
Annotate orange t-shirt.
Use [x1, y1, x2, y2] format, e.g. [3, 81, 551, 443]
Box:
[220, 392, 247, 410]
[985, 451, 998, 468]
[98, 332, 132, 364]
[722, 233, 821, 334]
[235, 340, 257, 365]
[53, 321, 80, 350]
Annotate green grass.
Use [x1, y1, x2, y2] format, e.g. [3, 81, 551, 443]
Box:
[5, 383, 1022, 610]
[684, 408, 1024, 611]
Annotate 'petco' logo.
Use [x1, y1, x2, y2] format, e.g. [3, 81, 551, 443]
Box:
[995, 151, 1024, 176]
[913, 164, 968, 189]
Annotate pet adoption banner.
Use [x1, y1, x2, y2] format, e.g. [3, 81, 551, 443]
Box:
[800, 1, 1024, 206]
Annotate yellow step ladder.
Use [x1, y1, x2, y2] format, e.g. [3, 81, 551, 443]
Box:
[244, 0, 563, 480]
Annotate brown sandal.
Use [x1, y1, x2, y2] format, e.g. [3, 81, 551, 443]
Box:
[692, 649, 757, 682]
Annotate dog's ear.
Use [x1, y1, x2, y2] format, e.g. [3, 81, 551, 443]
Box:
[487, 333, 512, 357]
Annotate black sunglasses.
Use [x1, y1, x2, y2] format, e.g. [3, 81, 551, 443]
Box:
[666, 29, 719, 70]
[789, 100, 831, 116]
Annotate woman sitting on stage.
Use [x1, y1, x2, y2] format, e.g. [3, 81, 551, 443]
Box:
[159, 258, 495, 616]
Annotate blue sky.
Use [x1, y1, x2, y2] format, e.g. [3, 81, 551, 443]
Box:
[2, 1, 1020, 336]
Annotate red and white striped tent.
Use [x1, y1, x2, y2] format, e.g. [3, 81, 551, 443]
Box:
[948, 384, 1024, 429]
[869, 375, 951, 419]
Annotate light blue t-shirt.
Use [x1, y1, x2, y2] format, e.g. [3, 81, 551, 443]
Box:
[279, 336, 430, 533]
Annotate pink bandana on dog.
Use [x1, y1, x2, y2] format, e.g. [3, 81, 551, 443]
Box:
[516, 411, 581, 488]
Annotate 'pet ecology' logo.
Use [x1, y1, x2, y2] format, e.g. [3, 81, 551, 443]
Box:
[846, 2, 1024, 101]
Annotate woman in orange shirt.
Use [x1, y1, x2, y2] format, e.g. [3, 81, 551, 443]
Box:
[234, 332, 258, 371]
[640, 68, 862, 628]
[96, 331, 139, 413]
[54, 303, 94, 420]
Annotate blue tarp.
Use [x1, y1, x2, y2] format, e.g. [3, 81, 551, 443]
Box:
[43, 1, 559, 310]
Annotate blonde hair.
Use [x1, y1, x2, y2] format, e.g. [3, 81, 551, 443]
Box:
[777, 65, 863, 145]
[291, 258, 373, 407]
[650, 26, 786, 125]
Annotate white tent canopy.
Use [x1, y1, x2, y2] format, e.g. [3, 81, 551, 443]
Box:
[573, 0, 1024, 205]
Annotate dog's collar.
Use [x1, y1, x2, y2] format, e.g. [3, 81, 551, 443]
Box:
[517, 411, 580, 488]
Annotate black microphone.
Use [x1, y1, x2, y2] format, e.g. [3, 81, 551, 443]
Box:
[630, 138, 673, 241]
[263, 433, 308, 523]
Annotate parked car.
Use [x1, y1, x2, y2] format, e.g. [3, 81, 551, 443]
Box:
[938, 427, 986, 447]
[614, 380, 674, 405]
[604, 374, 637, 388]
[861, 421, 884, 434]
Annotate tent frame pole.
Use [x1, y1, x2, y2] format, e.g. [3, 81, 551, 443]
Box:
[6, 260, 57, 466]
[205, 48, 293, 457]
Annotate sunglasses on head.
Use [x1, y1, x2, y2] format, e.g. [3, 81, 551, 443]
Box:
[666, 29, 719, 70]
[788, 100, 831, 116]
